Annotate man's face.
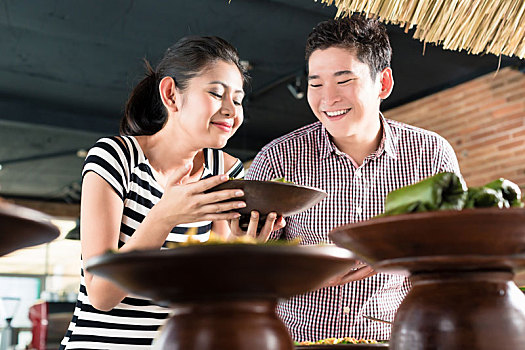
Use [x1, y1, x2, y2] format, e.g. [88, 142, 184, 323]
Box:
[307, 46, 392, 140]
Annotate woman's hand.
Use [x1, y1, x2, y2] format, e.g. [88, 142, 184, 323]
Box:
[152, 164, 246, 228]
[229, 211, 286, 242]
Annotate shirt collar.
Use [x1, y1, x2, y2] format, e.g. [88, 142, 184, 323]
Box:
[319, 124, 337, 160]
[318, 113, 398, 160]
[378, 112, 398, 160]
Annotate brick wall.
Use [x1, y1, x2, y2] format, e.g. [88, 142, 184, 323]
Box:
[384, 67, 525, 188]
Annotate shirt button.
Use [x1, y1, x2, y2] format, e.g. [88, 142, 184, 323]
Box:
[343, 306, 350, 314]
[355, 169, 362, 177]
[355, 207, 363, 215]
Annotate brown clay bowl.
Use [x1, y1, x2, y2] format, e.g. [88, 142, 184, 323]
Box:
[329, 208, 525, 274]
[87, 245, 362, 350]
[0, 200, 60, 257]
[86, 244, 357, 305]
[208, 180, 327, 229]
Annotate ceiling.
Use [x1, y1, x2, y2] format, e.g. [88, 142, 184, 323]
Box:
[0, 0, 523, 203]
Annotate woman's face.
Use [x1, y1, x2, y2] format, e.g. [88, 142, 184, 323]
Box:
[175, 60, 244, 150]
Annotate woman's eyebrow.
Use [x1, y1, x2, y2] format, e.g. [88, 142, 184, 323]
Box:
[208, 81, 244, 94]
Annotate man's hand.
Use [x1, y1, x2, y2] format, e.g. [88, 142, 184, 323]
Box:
[322, 261, 376, 288]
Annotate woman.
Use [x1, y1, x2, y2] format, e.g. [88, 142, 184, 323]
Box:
[60, 36, 284, 349]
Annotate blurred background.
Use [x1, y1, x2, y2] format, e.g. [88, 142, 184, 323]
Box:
[0, 0, 523, 348]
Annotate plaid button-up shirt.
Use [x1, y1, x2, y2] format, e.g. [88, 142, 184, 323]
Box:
[246, 115, 461, 342]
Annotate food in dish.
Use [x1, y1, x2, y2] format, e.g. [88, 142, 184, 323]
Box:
[382, 172, 523, 216]
[165, 228, 301, 248]
[296, 337, 382, 345]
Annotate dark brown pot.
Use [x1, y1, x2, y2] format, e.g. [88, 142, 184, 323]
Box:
[330, 209, 525, 350]
[154, 300, 293, 350]
[391, 271, 525, 350]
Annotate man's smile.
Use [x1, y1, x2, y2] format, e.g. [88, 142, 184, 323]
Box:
[323, 108, 351, 119]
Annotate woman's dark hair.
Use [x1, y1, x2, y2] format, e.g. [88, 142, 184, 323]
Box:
[120, 36, 248, 136]
[305, 15, 392, 79]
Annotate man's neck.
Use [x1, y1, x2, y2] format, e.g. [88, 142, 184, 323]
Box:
[331, 118, 383, 167]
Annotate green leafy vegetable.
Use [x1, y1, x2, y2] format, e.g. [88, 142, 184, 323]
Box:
[382, 173, 524, 216]
[464, 187, 505, 209]
[383, 172, 467, 215]
[483, 178, 523, 208]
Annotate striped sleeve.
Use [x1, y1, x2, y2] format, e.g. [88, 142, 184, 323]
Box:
[82, 137, 131, 201]
[226, 159, 244, 179]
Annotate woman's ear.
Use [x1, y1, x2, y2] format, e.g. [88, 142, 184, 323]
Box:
[378, 67, 394, 100]
[159, 76, 178, 112]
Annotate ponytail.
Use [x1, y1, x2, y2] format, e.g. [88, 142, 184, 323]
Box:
[120, 60, 167, 136]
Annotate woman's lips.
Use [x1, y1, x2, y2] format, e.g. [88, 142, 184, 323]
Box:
[211, 121, 233, 132]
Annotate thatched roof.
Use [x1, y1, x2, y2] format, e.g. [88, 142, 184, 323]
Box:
[320, 0, 525, 59]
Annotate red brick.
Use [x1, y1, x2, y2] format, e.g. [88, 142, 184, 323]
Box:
[492, 103, 525, 118]
[388, 67, 525, 188]
[507, 92, 525, 103]
[499, 140, 525, 150]
[468, 119, 523, 141]
[511, 128, 525, 138]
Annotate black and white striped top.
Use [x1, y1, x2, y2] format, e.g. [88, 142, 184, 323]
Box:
[60, 136, 244, 349]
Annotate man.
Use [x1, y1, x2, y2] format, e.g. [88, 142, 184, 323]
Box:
[246, 15, 461, 342]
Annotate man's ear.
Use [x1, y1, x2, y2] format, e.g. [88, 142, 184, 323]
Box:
[159, 76, 178, 112]
[378, 67, 394, 100]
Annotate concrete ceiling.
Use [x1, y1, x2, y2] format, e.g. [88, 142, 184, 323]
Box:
[0, 0, 523, 203]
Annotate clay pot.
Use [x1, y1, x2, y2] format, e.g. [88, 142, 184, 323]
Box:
[330, 208, 525, 350]
[87, 244, 358, 350]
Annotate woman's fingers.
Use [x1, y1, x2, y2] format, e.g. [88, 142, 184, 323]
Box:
[199, 199, 246, 215]
[165, 162, 193, 187]
[205, 211, 242, 221]
[191, 174, 231, 192]
[161, 171, 248, 226]
[228, 212, 284, 241]
[184, 174, 244, 204]
[200, 189, 245, 204]
[257, 212, 278, 242]
[229, 217, 243, 236]
[245, 211, 259, 238]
